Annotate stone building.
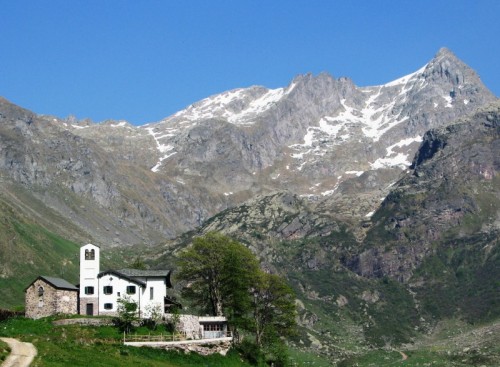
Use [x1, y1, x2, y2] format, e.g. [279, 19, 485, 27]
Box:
[25, 276, 78, 319]
[174, 314, 229, 339]
[24, 243, 179, 321]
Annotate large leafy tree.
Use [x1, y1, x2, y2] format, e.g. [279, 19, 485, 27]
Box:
[252, 272, 296, 348]
[176, 232, 259, 321]
[176, 231, 296, 355]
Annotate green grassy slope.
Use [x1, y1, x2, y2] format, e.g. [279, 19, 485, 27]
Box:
[0, 197, 81, 308]
[0, 317, 252, 367]
[0, 197, 126, 309]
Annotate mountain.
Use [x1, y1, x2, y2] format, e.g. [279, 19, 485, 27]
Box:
[0, 48, 495, 250]
[152, 100, 500, 358]
[1, 48, 499, 358]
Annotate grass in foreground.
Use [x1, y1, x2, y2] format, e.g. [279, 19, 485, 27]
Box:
[0, 339, 10, 362]
[0, 317, 251, 367]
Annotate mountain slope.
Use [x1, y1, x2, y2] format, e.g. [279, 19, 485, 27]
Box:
[356, 101, 500, 281]
[0, 48, 495, 249]
[155, 101, 500, 354]
[0, 47, 499, 362]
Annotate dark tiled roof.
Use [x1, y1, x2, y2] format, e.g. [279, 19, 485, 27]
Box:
[117, 268, 171, 277]
[97, 270, 146, 287]
[97, 268, 173, 288]
[39, 276, 78, 291]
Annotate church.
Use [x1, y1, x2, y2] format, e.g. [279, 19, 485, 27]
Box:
[25, 243, 178, 319]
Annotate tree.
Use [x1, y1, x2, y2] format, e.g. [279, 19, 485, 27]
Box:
[252, 272, 297, 348]
[165, 305, 181, 334]
[143, 302, 163, 330]
[176, 231, 297, 359]
[176, 232, 259, 319]
[115, 296, 138, 333]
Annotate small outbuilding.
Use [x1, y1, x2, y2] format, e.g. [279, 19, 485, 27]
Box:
[199, 316, 229, 339]
[25, 276, 78, 319]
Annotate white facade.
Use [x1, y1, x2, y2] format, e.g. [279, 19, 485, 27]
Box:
[78, 243, 171, 317]
[79, 243, 100, 315]
[97, 271, 167, 318]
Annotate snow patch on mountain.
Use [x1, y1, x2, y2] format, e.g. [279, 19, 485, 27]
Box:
[365, 210, 375, 218]
[444, 95, 453, 108]
[370, 136, 422, 170]
[289, 64, 428, 166]
[110, 121, 129, 128]
[345, 171, 364, 176]
[167, 85, 294, 126]
[384, 65, 426, 87]
[227, 88, 284, 124]
[288, 66, 429, 171]
[360, 85, 411, 141]
[146, 127, 178, 172]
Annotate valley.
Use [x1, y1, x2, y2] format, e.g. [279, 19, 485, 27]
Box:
[0, 48, 499, 365]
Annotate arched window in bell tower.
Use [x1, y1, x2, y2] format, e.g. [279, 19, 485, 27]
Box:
[85, 249, 95, 260]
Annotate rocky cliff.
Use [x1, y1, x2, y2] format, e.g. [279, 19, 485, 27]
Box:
[156, 101, 500, 355]
[0, 48, 495, 249]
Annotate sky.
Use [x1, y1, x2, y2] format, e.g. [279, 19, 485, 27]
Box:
[1, 1, 498, 126]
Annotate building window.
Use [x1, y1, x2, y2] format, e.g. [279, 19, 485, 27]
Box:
[203, 323, 223, 331]
[38, 286, 44, 297]
[126, 286, 136, 295]
[85, 249, 95, 260]
[103, 286, 113, 295]
[104, 303, 113, 310]
[149, 287, 154, 300]
[84, 286, 94, 295]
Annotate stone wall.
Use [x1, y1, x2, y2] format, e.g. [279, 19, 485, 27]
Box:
[162, 340, 231, 356]
[25, 279, 77, 319]
[166, 314, 203, 339]
[55, 289, 78, 315]
[53, 318, 114, 326]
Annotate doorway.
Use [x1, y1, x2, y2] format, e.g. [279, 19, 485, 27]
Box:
[86, 303, 94, 316]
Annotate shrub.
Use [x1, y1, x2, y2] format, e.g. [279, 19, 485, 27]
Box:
[0, 309, 23, 322]
[236, 339, 264, 365]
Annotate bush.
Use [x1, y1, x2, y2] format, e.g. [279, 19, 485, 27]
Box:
[265, 340, 290, 367]
[0, 309, 23, 322]
[236, 339, 264, 365]
[114, 296, 138, 333]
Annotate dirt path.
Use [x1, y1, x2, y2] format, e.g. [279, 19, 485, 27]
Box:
[0, 338, 37, 367]
[399, 350, 408, 360]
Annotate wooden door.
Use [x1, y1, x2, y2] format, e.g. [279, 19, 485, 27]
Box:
[86, 303, 94, 316]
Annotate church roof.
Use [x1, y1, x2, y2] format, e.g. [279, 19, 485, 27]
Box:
[25, 276, 78, 292]
[97, 268, 172, 288]
[117, 268, 171, 278]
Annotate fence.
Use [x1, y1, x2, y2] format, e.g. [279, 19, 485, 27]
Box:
[124, 332, 185, 343]
[123, 330, 232, 343]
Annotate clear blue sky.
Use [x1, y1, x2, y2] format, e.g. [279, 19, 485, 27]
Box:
[1, 1, 498, 125]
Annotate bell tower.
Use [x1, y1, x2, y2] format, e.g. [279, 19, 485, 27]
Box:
[79, 243, 100, 315]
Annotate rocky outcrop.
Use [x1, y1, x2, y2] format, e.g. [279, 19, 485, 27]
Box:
[349, 101, 500, 281]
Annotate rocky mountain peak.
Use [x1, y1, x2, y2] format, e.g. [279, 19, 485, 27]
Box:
[0, 48, 496, 246]
[423, 47, 484, 91]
